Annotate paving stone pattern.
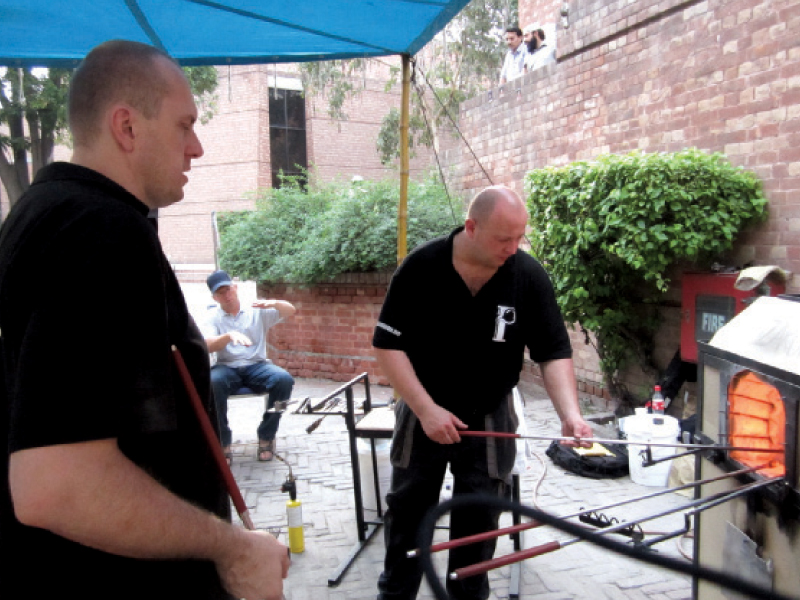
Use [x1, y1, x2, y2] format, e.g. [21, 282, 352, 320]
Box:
[225, 379, 693, 600]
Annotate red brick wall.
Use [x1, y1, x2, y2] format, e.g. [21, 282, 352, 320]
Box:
[519, 0, 562, 34]
[440, 0, 800, 391]
[160, 64, 271, 266]
[257, 273, 393, 384]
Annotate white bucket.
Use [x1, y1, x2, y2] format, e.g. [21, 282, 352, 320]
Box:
[625, 415, 680, 487]
[357, 438, 392, 511]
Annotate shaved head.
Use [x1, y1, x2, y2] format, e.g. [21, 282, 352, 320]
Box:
[68, 39, 182, 147]
[467, 185, 527, 225]
[458, 185, 529, 271]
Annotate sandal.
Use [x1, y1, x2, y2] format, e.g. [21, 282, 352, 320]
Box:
[257, 440, 275, 462]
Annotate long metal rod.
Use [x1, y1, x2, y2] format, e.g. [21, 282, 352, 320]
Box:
[171, 346, 254, 530]
[407, 463, 766, 558]
[459, 430, 784, 453]
[685, 477, 785, 515]
[449, 478, 781, 581]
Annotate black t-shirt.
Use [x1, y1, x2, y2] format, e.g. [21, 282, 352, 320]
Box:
[0, 163, 231, 599]
[373, 226, 572, 425]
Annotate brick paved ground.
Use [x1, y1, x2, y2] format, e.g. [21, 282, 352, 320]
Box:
[224, 379, 694, 600]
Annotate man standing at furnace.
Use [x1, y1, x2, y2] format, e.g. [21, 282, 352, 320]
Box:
[373, 185, 592, 600]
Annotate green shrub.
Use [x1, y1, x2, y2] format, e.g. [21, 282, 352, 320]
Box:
[525, 149, 768, 402]
[218, 172, 460, 284]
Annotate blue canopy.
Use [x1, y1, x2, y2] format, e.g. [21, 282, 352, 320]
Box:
[0, 0, 471, 67]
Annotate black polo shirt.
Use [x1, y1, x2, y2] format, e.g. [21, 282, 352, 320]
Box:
[0, 163, 231, 599]
[373, 226, 572, 424]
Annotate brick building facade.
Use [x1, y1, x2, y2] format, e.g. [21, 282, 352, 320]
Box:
[433, 0, 800, 403]
[157, 59, 434, 274]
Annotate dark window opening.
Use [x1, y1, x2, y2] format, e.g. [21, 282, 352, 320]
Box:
[269, 88, 307, 188]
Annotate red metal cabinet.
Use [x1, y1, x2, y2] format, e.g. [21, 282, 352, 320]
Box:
[680, 272, 786, 363]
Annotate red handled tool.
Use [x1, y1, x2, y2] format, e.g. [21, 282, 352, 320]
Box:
[171, 345, 254, 530]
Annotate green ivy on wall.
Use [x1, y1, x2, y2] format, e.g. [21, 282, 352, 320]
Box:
[525, 149, 768, 402]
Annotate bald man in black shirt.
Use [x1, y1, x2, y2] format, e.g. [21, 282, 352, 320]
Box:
[373, 185, 592, 600]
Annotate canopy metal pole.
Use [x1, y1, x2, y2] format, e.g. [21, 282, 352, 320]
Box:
[397, 53, 411, 264]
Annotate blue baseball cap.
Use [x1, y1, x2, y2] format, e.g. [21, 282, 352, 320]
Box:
[207, 270, 233, 293]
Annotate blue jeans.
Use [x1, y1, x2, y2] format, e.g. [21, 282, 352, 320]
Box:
[210, 361, 294, 447]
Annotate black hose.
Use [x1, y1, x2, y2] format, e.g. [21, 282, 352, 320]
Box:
[417, 493, 798, 600]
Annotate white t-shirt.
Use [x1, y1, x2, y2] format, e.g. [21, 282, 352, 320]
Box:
[524, 44, 556, 72]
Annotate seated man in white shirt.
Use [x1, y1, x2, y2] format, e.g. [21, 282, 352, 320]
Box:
[204, 270, 296, 463]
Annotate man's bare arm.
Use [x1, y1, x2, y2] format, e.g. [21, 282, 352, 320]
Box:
[10, 439, 289, 600]
[539, 358, 593, 443]
[253, 299, 296, 320]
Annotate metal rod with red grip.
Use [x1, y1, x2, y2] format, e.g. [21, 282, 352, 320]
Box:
[171, 345, 254, 530]
[407, 460, 767, 559]
[450, 541, 562, 580]
[407, 520, 542, 558]
[447, 477, 780, 581]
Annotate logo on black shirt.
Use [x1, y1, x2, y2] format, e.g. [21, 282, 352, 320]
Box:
[493, 306, 516, 342]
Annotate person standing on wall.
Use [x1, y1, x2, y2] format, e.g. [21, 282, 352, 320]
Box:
[499, 26, 527, 85]
[524, 24, 557, 72]
[373, 185, 593, 600]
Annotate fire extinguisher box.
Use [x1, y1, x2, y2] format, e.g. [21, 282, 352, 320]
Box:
[680, 272, 786, 363]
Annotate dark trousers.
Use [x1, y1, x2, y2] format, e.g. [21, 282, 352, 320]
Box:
[377, 430, 509, 600]
[210, 361, 294, 446]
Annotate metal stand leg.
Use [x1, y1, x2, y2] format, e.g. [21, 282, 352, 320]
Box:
[328, 522, 383, 586]
[329, 382, 384, 586]
[509, 474, 522, 600]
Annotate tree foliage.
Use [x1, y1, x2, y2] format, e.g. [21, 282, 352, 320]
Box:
[299, 60, 365, 121]
[525, 149, 768, 402]
[0, 68, 70, 206]
[217, 172, 460, 284]
[300, 0, 517, 165]
[376, 0, 516, 164]
[0, 65, 218, 214]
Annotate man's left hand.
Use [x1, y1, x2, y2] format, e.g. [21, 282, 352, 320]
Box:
[252, 299, 276, 310]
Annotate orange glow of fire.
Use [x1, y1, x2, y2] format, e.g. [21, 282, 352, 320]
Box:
[728, 371, 786, 478]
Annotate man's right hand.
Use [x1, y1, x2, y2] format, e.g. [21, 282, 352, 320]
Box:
[418, 403, 466, 445]
[227, 331, 252, 346]
[373, 348, 466, 445]
[216, 529, 290, 600]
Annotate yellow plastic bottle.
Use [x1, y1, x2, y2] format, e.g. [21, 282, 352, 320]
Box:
[286, 498, 305, 553]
